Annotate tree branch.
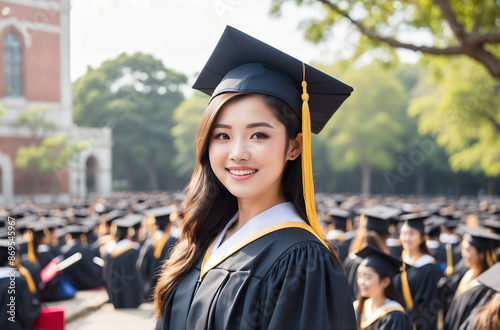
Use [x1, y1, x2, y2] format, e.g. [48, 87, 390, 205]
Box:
[475, 107, 500, 132]
[433, 0, 465, 40]
[317, 0, 462, 55]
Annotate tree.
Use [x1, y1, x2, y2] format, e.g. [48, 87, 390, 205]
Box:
[73, 52, 187, 191]
[171, 92, 210, 180]
[408, 56, 500, 194]
[271, 0, 500, 78]
[319, 62, 406, 194]
[17, 105, 56, 144]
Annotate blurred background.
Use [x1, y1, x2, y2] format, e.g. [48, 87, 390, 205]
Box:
[1, 0, 499, 205]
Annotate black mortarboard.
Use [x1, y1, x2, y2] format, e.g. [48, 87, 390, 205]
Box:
[399, 212, 430, 232]
[0, 239, 10, 259]
[104, 210, 126, 224]
[481, 219, 500, 234]
[193, 26, 353, 134]
[458, 225, 500, 250]
[143, 206, 177, 226]
[476, 262, 500, 293]
[112, 214, 143, 238]
[424, 215, 447, 236]
[66, 225, 90, 236]
[356, 245, 409, 278]
[327, 208, 351, 229]
[360, 205, 401, 235]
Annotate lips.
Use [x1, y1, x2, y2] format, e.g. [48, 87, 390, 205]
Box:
[226, 167, 258, 181]
[228, 169, 257, 176]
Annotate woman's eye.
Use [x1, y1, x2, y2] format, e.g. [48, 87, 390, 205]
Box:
[214, 133, 229, 140]
[251, 132, 268, 139]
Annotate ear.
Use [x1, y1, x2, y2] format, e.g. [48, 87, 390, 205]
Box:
[286, 133, 303, 161]
[380, 276, 391, 290]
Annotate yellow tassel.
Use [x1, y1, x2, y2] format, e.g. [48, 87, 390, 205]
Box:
[401, 263, 414, 309]
[18, 265, 37, 294]
[486, 250, 493, 267]
[492, 249, 498, 263]
[346, 217, 352, 233]
[80, 233, 88, 246]
[301, 63, 325, 243]
[154, 230, 170, 259]
[24, 230, 38, 265]
[445, 243, 454, 276]
[148, 215, 156, 238]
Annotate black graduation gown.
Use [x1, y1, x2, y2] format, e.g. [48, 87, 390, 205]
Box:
[328, 235, 352, 263]
[393, 261, 440, 330]
[104, 241, 143, 309]
[355, 307, 412, 330]
[344, 254, 362, 301]
[0, 267, 41, 330]
[137, 234, 177, 300]
[161, 227, 356, 330]
[429, 244, 448, 273]
[444, 279, 494, 330]
[37, 249, 75, 302]
[60, 241, 103, 290]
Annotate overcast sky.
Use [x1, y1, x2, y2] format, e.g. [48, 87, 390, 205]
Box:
[69, 0, 355, 84]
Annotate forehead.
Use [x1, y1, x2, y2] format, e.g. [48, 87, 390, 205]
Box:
[215, 94, 281, 125]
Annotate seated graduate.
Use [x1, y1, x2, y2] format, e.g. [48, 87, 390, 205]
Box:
[154, 26, 356, 330]
[444, 226, 500, 330]
[354, 245, 412, 330]
[60, 225, 103, 290]
[393, 213, 441, 330]
[462, 261, 500, 330]
[325, 207, 353, 263]
[137, 206, 178, 301]
[345, 205, 399, 301]
[0, 236, 41, 330]
[104, 214, 143, 309]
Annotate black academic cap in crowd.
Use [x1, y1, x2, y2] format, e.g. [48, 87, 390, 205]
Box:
[399, 212, 430, 232]
[481, 219, 500, 234]
[65, 225, 90, 238]
[356, 245, 410, 278]
[458, 225, 500, 250]
[327, 208, 351, 229]
[360, 205, 401, 235]
[112, 214, 143, 238]
[78, 217, 99, 230]
[0, 239, 10, 259]
[424, 216, 447, 236]
[143, 206, 177, 226]
[104, 210, 126, 224]
[192, 25, 353, 134]
[476, 262, 500, 293]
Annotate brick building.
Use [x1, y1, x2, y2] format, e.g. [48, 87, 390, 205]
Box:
[0, 0, 112, 204]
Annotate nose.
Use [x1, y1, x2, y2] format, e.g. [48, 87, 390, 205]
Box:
[229, 139, 250, 161]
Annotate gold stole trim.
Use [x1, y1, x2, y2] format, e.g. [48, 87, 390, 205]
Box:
[109, 242, 136, 258]
[359, 302, 406, 329]
[200, 221, 327, 280]
[330, 232, 346, 243]
[154, 230, 171, 259]
[444, 243, 454, 275]
[400, 252, 422, 310]
[18, 266, 37, 294]
[458, 269, 481, 294]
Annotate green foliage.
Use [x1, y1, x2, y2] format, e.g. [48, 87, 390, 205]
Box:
[171, 92, 210, 178]
[0, 103, 4, 116]
[72, 52, 187, 190]
[409, 56, 500, 177]
[17, 105, 57, 140]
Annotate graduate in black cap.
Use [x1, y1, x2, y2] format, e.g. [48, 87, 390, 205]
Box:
[60, 225, 103, 290]
[136, 206, 178, 300]
[393, 213, 441, 330]
[325, 207, 353, 262]
[460, 261, 500, 330]
[344, 205, 398, 301]
[104, 214, 143, 309]
[154, 26, 356, 329]
[354, 245, 412, 330]
[0, 237, 41, 330]
[444, 226, 500, 330]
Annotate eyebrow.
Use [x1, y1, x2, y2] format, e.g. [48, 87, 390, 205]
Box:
[213, 122, 275, 129]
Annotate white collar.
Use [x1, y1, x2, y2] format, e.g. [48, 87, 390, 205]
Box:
[426, 240, 440, 249]
[113, 239, 140, 250]
[326, 229, 352, 240]
[37, 244, 51, 253]
[209, 202, 305, 261]
[403, 254, 435, 268]
[363, 298, 403, 321]
[440, 233, 460, 244]
[0, 266, 19, 279]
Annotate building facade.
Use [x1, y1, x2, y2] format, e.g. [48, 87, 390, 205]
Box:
[0, 0, 112, 204]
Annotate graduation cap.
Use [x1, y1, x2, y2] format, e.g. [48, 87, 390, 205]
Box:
[398, 212, 430, 232]
[327, 208, 352, 231]
[481, 218, 500, 234]
[424, 215, 447, 236]
[112, 214, 143, 238]
[458, 225, 500, 250]
[476, 262, 500, 293]
[103, 210, 126, 224]
[359, 205, 401, 235]
[0, 238, 11, 260]
[355, 245, 410, 278]
[193, 25, 353, 243]
[143, 206, 177, 226]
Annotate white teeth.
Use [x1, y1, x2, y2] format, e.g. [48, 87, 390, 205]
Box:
[229, 169, 256, 176]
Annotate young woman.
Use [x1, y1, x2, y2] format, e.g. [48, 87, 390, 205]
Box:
[444, 227, 499, 330]
[154, 26, 356, 329]
[393, 213, 441, 330]
[354, 245, 411, 330]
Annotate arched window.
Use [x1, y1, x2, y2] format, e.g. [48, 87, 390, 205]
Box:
[4, 32, 23, 97]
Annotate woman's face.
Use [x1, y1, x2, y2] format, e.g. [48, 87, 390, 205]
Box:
[209, 94, 300, 201]
[461, 240, 482, 269]
[357, 265, 386, 299]
[399, 225, 424, 251]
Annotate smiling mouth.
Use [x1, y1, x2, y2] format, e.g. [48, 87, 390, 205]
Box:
[227, 169, 257, 176]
